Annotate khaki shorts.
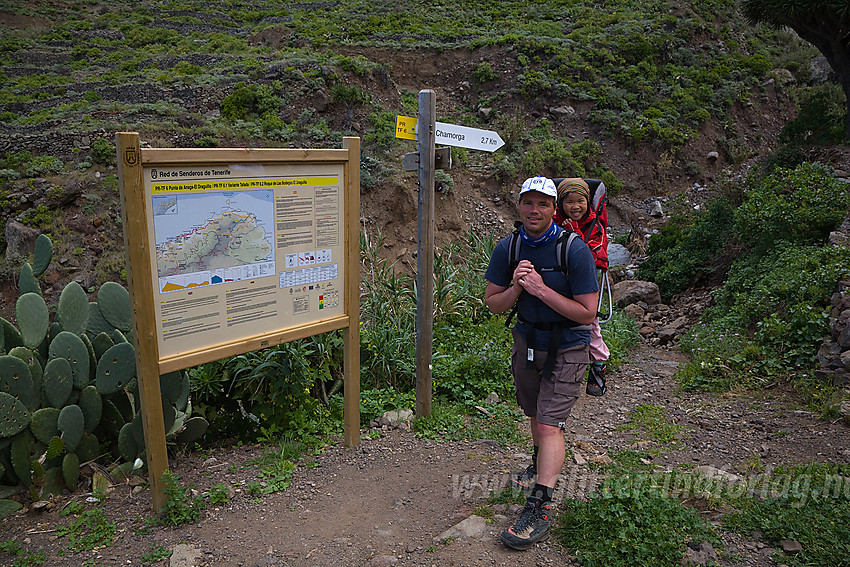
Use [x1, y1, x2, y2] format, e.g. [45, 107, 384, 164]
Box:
[510, 328, 590, 428]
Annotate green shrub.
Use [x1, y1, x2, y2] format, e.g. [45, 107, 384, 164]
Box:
[433, 315, 513, 405]
[220, 83, 282, 123]
[636, 196, 736, 301]
[735, 162, 849, 251]
[472, 61, 497, 83]
[359, 388, 415, 425]
[90, 138, 115, 165]
[723, 463, 850, 567]
[23, 155, 64, 177]
[556, 477, 720, 566]
[779, 84, 846, 146]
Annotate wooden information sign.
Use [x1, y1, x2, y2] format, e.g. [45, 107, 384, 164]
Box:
[117, 133, 361, 510]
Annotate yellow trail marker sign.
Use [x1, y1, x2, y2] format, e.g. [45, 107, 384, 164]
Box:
[395, 115, 504, 152]
[396, 115, 417, 140]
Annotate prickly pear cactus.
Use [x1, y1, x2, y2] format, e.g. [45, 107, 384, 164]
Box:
[29, 407, 60, 445]
[77, 385, 102, 433]
[15, 293, 48, 349]
[10, 431, 33, 488]
[176, 416, 209, 445]
[97, 282, 132, 333]
[75, 433, 99, 463]
[0, 229, 211, 499]
[62, 452, 80, 490]
[18, 263, 40, 296]
[95, 342, 136, 395]
[117, 422, 139, 462]
[48, 331, 90, 389]
[0, 499, 22, 518]
[57, 405, 84, 453]
[0, 318, 22, 353]
[0, 392, 31, 438]
[31, 234, 52, 277]
[0, 354, 38, 412]
[43, 357, 73, 408]
[86, 302, 115, 339]
[56, 282, 90, 336]
[160, 371, 183, 405]
[90, 331, 115, 360]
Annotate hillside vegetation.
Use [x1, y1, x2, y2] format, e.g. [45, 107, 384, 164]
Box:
[0, 3, 849, 566]
[1, 0, 842, 295]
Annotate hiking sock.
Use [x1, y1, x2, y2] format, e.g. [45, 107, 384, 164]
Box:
[530, 483, 554, 504]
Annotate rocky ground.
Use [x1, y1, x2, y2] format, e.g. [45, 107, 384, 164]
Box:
[1, 335, 845, 567]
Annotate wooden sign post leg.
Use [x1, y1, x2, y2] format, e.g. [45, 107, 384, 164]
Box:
[415, 90, 436, 418]
[342, 136, 361, 448]
[117, 132, 169, 512]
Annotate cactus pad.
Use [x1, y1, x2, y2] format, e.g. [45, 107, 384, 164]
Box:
[10, 431, 33, 487]
[0, 354, 38, 412]
[175, 371, 190, 412]
[18, 263, 40, 296]
[41, 467, 64, 499]
[0, 392, 31, 438]
[117, 422, 139, 461]
[30, 407, 59, 445]
[0, 499, 22, 518]
[57, 405, 84, 452]
[0, 318, 23, 353]
[15, 293, 49, 349]
[162, 397, 176, 434]
[75, 433, 99, 463]
[159, 371, 183, 404]
[97, 282, 132, 332]
[176, 416, 209, 445]
[31, 234, 52, 277]
[62, 452, 80, 490]
[98, 400, 124, 437]
[48, 331, 91, 389]
[129, 414, 145, 450]
[77, 385, 102, 433]
[43, 357, 73, 408]
[86, 302, 114, 338]
[90, 332, 115, 360]
[45, 435, 65, 460]
[95, 342, 136, 395]
[56, 281, 90, 336]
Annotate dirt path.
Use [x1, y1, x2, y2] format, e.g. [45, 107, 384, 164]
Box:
[2, 343, 846, 566]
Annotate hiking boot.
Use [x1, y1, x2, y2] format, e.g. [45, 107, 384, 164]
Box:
[509, 463, 537, 491]
[500, 497, 551, 550]
[586, 362, 607, 396]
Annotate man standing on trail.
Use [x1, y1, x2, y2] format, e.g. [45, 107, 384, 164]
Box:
[484, 176, 598, 550]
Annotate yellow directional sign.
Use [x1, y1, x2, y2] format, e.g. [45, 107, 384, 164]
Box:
[395, 115, 417, 140]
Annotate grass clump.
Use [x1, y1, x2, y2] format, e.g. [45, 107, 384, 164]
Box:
[154, 470, 204, 526]
[556, 477, 721, 566]
[56, 497, 117, 552]
[617, 404, 682, 445]
[723, 463, 850, 567]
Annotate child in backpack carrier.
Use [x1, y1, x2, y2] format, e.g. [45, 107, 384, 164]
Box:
[554, 178, 609, 396]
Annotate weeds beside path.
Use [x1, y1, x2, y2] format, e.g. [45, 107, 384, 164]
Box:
[1, 343, 847, 567]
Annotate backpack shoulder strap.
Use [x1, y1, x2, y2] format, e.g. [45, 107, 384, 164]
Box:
[551, 230, 579, 275]
[504, 223, 523, 328]
[508, 221, 522, 270]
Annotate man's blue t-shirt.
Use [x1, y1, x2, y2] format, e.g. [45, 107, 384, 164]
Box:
[485, 226, 598, 350]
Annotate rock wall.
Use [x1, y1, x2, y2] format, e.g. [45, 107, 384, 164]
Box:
[817, 216, 850, 388]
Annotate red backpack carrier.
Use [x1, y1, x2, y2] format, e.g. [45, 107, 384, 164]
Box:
[551, 177, 613, 323]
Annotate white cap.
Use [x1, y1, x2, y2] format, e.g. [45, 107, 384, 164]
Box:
[519, 176, 557, 199]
